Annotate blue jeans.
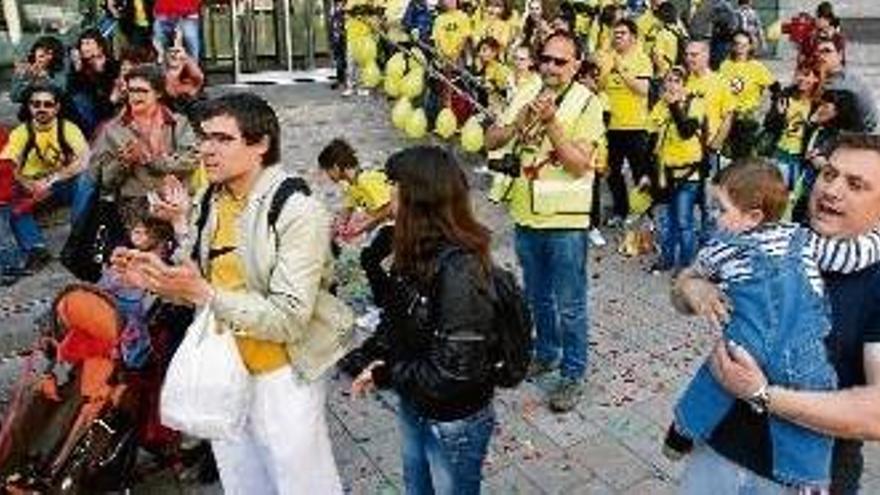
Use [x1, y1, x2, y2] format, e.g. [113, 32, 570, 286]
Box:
[153, 15, 201, 60]
[514, 226, 589, 379]
[680, 446, 803, 494]
[774, 151, 802, 191]
[398, 399, 494, 495]
[0, 206, 24, 271]
[675, 228, 836, 486]
[10, 173, 94, 253]
[658, 181, 700, 269]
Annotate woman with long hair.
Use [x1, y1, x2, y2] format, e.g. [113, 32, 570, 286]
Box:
[350, 146, 497, 495]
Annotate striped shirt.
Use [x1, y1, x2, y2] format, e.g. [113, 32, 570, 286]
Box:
[693, 223, 880, 296]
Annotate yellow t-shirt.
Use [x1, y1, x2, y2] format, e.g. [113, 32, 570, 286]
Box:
[637, 10, 661, 53]
[777, 96, 811, 156]
[0, 120, 88, 180]
[651, 26, 683, 77]
[499, 82, 605, 229]
[685, 71, 735, 142]
[210, 191, 289, 375]
[719, 59, 776, 118]
[650, 96, 706, 173]
[599, 49, 653, 130]
[344, 169, 392, 214]
[433, 10, 472, 61]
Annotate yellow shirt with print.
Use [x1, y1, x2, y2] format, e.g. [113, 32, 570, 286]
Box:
[498, 82, 605, 229]
[0, 120, 88, 180]
[685, 71, 734, 142]
[599, 49, 653, 130]
[777, 96, 811, 156]
[650, 96, 706, 177]
[344, 169, 392, 214]
[637, 10, 660, 53]
[210, 191, 289, 375]
[719, 59, 776, 118]
[433, 10, 472, 61]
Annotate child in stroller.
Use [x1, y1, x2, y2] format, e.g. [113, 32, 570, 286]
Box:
[0, 214, 190, 491]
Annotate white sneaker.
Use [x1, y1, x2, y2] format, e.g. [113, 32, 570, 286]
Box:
[355, 306, 382, 331]
[588, 228, 607, 247]
[356, 88, 370, 96]
[341, 88, 355, 97]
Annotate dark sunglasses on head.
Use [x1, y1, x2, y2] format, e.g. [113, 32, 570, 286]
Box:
[30, 100, 56, 109]
[539, 54, 570, 67]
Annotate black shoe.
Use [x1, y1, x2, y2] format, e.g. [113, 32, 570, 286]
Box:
[0, 273, 19, 287]
[662, 423, 694, 461]
[648, 261, 673, 275]
[25, 248, 52, 271]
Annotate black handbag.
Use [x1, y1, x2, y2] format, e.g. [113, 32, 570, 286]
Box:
[60, 162, 125, 282]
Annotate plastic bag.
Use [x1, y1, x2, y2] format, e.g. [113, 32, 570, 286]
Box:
[160, 307, 251, 440]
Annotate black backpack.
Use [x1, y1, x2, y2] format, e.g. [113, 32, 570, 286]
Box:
[487, 265, 533, 388]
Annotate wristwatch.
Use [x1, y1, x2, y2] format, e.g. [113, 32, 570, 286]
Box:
[746, 383, 771, 414]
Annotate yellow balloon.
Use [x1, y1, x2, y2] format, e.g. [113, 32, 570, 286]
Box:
[460, 116, 484, 152]
[435, 108, 458, 139]
[384, 73, 402, 97]
[405, 108, 428, 139]
[361, 61, 382, 88]
[386, 52, 407, 79]
[628, 186, 653, 216]
[766, 20, 782, 43]
[391, 98, 413, 130]
[400, 69, 424, 99]
[351, 36, 377, 66]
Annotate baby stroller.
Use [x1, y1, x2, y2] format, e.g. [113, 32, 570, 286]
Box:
[0, 284, 145, 493]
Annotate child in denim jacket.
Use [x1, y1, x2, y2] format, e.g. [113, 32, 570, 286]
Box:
[664, 159, 880, 488]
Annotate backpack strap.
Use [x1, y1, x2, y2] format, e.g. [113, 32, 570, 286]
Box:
[191, 184, 217, 263]
[267, 176, 311, 231]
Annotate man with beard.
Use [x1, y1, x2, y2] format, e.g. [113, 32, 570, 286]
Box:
[0, 83, 91, 270]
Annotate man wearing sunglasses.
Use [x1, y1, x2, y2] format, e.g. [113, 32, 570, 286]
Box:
[0, 83, 91, 270]
[486, 32, 605, 412]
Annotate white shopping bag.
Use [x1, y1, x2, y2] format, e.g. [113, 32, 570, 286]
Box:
[160, 306, 252, 440]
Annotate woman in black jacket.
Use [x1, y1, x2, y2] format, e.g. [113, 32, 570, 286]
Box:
[350, 146, 496, 495]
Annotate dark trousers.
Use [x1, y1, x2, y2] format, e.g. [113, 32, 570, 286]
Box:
[360, 224, 395, 309]
[606, 130, 652, 218]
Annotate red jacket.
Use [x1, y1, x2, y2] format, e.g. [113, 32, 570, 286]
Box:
[0, 126, 10, 204]
[154, 0, 200, 18]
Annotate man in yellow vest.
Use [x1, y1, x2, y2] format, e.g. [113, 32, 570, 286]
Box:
[486, 32, 605, 413]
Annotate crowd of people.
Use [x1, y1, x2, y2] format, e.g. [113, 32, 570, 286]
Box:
[1, 0, 880, 493]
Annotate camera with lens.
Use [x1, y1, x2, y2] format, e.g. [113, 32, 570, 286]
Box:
[487, 153, 521, 177]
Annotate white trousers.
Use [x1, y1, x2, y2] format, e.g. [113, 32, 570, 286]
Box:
[211, 366, 342, 495]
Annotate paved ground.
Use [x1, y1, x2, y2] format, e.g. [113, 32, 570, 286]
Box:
[1, 46, 880, 494]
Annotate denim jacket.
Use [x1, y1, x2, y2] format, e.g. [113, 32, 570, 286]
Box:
[675, 227, 837, 486]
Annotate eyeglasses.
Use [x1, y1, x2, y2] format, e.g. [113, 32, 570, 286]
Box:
[539, 54, 570, 67]
[29, 100, 56, 109]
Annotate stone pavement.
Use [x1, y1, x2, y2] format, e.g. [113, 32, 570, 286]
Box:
[2, 48, 880, 494]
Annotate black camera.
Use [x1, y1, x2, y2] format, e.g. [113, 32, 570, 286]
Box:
[487, 153, 521, 177]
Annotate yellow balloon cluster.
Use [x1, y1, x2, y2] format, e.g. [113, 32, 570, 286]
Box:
[434, 108, 458, 139]
[384, 73, 402, 98]
[460, 116, 484, 152]
[628, 186, 653, 216]
[386, 52, 407, 79]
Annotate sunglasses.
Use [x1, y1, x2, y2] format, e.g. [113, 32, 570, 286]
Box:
[539, 54, 570, 67]
[30, 100, 56, 109]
